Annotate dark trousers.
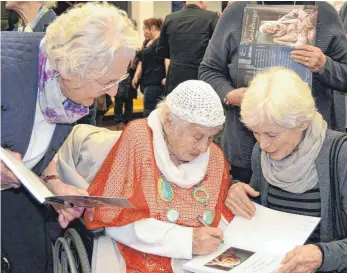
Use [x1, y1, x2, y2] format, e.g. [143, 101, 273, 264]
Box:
[143, 85, 164, 118]
[165, 64, 198, 95]
[1, 189, 60, 273]
[114, 96, 133, 124]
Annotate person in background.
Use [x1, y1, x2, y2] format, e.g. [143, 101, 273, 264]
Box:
[1, 3, 140, 272]
[226, 67, 347, 273]
[157, 1, 219, 94]
[132, 18, 166, 117]
[6, 1, 57, 32]
[341, 2, 347, 32]
[114, 19, 141, 127]
[340, 1, 347, 132]
[199, 1, 347, 184]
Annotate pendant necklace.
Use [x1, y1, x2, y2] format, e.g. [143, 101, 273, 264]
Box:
[158, 176, 214, 225]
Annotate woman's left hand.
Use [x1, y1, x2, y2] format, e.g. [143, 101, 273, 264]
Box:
[291, 45, 326, 73]
[50, 179, 94, 228]
[278, 245, 323, 273]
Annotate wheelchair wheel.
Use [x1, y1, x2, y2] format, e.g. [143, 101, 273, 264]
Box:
[54, 237, 78, 273]
[64, 228, 91, 273]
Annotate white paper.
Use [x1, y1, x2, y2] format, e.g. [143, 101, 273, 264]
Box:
[184, 203, 320, 273]
[0, 147, 53, 202]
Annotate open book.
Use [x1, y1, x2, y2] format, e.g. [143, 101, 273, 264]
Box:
[184, 203, 320, 273]
[0, 147, 132, 208]
[237, 4, 318, 88]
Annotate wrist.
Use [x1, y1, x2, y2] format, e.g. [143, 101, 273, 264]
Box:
[41, 174, 61, 192]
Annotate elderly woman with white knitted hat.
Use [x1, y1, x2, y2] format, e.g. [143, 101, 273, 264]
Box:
[53, 80, 234, 272]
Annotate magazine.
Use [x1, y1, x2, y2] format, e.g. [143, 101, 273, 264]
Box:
[0, 147, 133, 208]
[237, 4, 318, 88]
[183, 203, 320, 273]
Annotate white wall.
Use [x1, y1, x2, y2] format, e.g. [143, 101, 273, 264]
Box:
[207, 1, 222, 13]
[131, 1, 222, 38]
[154, 1, 171, 19]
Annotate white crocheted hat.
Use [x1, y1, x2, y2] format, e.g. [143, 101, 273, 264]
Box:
[166, 80, 225, 127]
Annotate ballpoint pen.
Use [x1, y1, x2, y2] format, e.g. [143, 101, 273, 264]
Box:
[197, 216, 224, 245]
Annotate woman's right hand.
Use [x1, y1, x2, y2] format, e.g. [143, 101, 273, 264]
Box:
[225, 182, 260, 220]
[1, 150, 22, 189]
[132, 76, 139, 89]
[192, 227, 224, 255]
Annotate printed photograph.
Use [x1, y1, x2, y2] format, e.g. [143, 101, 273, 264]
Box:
[204, 247, 255, 271]
[257, 9, 318, 46]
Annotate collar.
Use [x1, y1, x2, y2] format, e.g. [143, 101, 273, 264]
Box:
[185, 4, 201, 9]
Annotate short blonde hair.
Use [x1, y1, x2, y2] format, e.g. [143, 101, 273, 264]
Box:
[44, 2, 140, 81]
[43, 1, 57, 9]
[241, 67, 316, 129]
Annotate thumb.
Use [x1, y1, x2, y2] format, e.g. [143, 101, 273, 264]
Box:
[244, 185, 260, 197]
[207, 227, 224, 240]
[85, 207, 94, 222]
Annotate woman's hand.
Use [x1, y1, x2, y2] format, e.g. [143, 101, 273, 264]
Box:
[50, 179, 93, 228]
[278, 245, 323, 273]
[1, 150, 22, 189]
[132, 75, 139, 89]
[225, 182, 260, 219]
[161, 78, 166, 86]
[192, 227, 224, 255]
[291, 45, 326, 73]
[225, 88, 247, 107]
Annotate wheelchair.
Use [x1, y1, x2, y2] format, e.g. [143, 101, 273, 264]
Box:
[53, 219, 104, 273]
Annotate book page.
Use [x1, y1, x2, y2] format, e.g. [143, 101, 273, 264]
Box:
[0, 147, 53, 203]
[184, 203, 320, 273]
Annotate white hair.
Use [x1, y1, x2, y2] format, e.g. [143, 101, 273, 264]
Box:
[43, 2, 141, 81]
[241, 67, 317, 129]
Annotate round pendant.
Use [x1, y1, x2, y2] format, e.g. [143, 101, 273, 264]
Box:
[203, 210, 214, 225]
[167, 209, 179, 223]
[158, 178, 173, 202]
[192, 186, 210, 204]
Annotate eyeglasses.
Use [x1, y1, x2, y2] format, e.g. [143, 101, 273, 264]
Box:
[96, 73, 129, 92]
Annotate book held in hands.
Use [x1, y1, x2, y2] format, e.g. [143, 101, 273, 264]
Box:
[237, 4, 318, 88]
[0, 147, 132, 208]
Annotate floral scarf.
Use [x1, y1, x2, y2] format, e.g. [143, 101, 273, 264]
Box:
[38, 41, 89, 124]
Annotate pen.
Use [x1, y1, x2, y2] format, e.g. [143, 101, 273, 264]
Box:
[196, 216, 224, 245]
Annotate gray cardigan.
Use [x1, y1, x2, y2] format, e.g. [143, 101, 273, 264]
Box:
[250, 129, 347, 272]
[199, 1, 347, 170]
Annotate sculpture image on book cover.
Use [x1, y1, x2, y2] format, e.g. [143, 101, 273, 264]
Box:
[237, 5, 318, 88]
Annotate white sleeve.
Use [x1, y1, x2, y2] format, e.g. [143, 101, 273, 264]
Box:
[105, 218, 193, 260]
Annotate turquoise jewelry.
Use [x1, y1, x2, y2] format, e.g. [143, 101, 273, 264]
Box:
[203, 210, 214, 225]
[158, 177, 213, 224]
[158, 178, 173, 202]
[192, 186, 210, 204]
[167, 209, 180, 223]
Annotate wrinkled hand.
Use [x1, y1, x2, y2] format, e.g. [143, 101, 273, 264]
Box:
[51, 180, 93, 228]
[1, 150, 22, 189]
[225, 88, 247, 107]
[291, 45, 326, 73]
[278, 245, 323, 273]
[161, 78, 166, 86]
[192, 227, 224, 255]
[132, 76, 139, 89]
[225, 182, 260, 219]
